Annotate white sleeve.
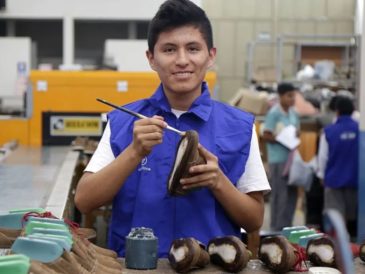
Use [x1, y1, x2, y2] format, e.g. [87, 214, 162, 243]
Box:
[316, 132, 328, 180]
[84, 122, 115, 173]
[236, 125, 271, 194]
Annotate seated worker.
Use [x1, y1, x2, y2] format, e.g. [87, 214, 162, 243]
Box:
[75, 0, 270, 257]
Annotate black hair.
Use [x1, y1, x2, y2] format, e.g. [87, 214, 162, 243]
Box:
[277, 82, 296, 96]
[328, 96, 338, 112]
[147, 0, 213, 52]
[335, 96, 354, 116]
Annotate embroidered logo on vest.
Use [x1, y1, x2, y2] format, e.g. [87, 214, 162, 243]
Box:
[138, 157, 151, 172]
[340, 132, 356, 140]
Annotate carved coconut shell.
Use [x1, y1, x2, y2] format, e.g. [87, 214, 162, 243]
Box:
[167, 130, 205, 196]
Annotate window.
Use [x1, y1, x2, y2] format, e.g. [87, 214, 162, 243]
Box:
[75, 20, 129, 66]
[136, 21, 149, 39]
[0, 19, 6, 36]
[15, 19, 63, 66]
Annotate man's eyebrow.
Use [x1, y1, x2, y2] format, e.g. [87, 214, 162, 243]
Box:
[186, 41, 202, 46]
[160, 41, 203, 47]
[160, 42, 176, 47]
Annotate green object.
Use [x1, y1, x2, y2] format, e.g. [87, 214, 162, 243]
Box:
[0, 254, 29, 263]
[298, 233, 324, 248]
[31, 228, 72, 240]
[281, 226, 308, 238]
[0, 254, 30, 274]
[28, 217, 65, 225]
[9, 208, 45, 214]
[11, 237, 63, 263]
[30, 233, 73, 246]
[0, 213, 27, 229]
[0, 208, 47, 229]
[28, 234, 72, 252]
[288, 229, 317, 244]
[25, 220, 69, 235]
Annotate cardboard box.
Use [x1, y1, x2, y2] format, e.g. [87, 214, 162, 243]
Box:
[233, 88, 269, 116]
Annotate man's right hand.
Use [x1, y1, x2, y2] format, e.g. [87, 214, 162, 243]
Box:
[131, 115, 167, 157]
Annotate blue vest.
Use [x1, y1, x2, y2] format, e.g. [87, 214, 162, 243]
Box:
[324, 116, 358, 189]
[108, 83, 254, 257]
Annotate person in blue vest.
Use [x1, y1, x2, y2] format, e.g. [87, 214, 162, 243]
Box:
[75, 0, 270, 257]
[317, 96, 359, 238]
[262, 82, 300, 231]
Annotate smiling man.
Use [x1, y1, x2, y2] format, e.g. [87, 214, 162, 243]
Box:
[75, 0, 270, 257]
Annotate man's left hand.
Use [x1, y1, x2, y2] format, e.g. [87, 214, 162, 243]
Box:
[180, 144, 223, 191]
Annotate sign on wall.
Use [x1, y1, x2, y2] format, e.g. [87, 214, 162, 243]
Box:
[42, 112, 104, 145]
[50, 116, 102, 136]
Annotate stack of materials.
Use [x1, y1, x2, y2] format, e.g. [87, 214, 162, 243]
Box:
[0, 208, 121, 274]
[258, 225, 355, 273]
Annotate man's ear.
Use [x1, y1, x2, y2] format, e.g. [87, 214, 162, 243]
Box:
[146, 50, 156, 71]
[207, 47, 217, 69]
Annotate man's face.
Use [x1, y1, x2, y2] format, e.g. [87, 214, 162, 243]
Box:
[146, 25, 216, 99]
[280, 91, 296, 109]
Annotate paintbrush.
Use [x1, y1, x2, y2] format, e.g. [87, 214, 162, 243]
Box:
[96, 98, 186, 136]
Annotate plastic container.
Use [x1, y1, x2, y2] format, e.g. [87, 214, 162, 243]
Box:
[125, 227, 158, 269]
[281, 226, 308, 238]
[288, 229, 317, 244]
[298, 233, 324, 248]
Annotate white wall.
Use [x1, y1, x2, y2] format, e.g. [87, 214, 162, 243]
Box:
[0, 37, 31, 108]
[0, 0, 201, 19]
[104, 40, 152, 71]
[0, 0, 201, 65]
[0, 37, 31, 93]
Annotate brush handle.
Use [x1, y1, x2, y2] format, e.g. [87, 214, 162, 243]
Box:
[97, 98, 145, 119]
[97, 98, 185, 136]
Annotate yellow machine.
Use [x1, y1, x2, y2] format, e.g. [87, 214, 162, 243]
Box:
[0, 70, 315, 162]
[0, 71, 217, 146]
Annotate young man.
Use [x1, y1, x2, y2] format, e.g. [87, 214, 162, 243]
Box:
[263, 82, 299, 231]
[317, 96, 358, 237]
[75, 0, 270, 257]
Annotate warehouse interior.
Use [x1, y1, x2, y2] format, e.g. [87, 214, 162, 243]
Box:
[0, 0, 364, 273]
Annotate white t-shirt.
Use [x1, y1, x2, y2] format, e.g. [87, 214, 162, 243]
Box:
[85, 111, 270, 194]
[317, 132, 328, 180]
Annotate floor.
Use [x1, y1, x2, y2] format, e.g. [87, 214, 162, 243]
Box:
[261, 194, 306, 231]
[0, 146, 71, 213]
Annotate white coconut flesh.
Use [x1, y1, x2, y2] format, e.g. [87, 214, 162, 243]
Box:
[307, 244, 334, 263]
[169, 138, 188, 187]
[208, 243, 237, 263]
[260, 243, 283, 265]
[170, 245, 188, 262]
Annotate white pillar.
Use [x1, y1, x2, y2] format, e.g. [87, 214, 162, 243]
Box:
[355, 0, 364, 35]
[63, 16, 74, 65]
[128, 22, 137, 39]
